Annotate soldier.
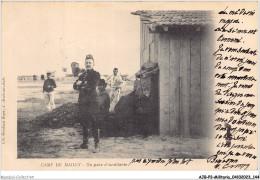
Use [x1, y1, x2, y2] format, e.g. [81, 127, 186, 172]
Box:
[107, 68, 123, 111]
[73, 54, 100, 152]
[97, 79, 110, 136]
[43, 72, 57, 111]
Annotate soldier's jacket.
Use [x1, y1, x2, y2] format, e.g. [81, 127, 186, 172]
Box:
[107, 74, 123, 89]
[43, 79, 57, 92]
[73, 69, 100, 107]
[97, 89, 110, 115]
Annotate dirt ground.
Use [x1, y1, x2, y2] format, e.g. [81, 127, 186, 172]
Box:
[17, 80, 211, 158]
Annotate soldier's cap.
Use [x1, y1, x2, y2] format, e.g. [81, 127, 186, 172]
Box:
[98, 79, 107, 86]
[85, 54, 94, 61]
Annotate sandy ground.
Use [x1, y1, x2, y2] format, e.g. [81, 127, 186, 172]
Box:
[17, 80, 211, 158]
[18, 126, 210, 158]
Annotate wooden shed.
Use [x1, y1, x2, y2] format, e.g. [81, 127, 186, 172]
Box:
[132, 11, 214, 137]
[17, 75, 34, 82]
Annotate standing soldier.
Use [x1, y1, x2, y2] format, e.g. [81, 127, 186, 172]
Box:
[107, 68, 123, 111]
[43, 72, 57, 111]
[73, 54, 100, 152]
[97, 79, 110, 136]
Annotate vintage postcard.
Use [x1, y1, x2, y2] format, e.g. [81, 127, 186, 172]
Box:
[1, 1, 259, 178]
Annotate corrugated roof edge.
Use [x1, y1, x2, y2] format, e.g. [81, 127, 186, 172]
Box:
[131, 10, 214, 26]
[131, 10, 213, 15]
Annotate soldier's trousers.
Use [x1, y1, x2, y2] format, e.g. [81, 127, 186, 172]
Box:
[44, 91, 55, 111]
[79, 104, 99, 144]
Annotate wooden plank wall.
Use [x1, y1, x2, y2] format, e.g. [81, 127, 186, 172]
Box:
[140, 22, 157, 64]
[150, 34, 159, 63]
[157, 31, 205, 137]
[140, 23, 213, 137]
[169, 33, 180, 135]
[140, 21, 144, 65]
[158, 33, 170, 135]
[190, 33, 201, 136]
[201, 26, 214, 137]
[180, 34, 191, 137]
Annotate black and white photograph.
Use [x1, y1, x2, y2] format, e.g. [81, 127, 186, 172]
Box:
[12, 3, 214, 159]
[1, 1, 258, 174]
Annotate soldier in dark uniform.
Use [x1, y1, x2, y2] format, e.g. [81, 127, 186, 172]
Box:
[73, 54, 100, 152]
[97, 79, 110, 136]
[43, 72, 57, 111]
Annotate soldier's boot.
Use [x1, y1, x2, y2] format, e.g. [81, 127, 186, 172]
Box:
[92, 129, 100, 153]
[97, 129, 100, 140]
[80, 139, 88, 149]
[92, 142, 100, 153]
[80, 129, 89, 149]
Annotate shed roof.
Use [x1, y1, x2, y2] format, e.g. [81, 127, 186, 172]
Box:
[131, 10, 213, 26]
[18, 75, 34, 78]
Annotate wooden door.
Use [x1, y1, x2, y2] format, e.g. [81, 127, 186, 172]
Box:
[158, 27, 213, 137]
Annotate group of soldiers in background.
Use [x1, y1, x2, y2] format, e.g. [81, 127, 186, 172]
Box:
[43, 54, 124, 153]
